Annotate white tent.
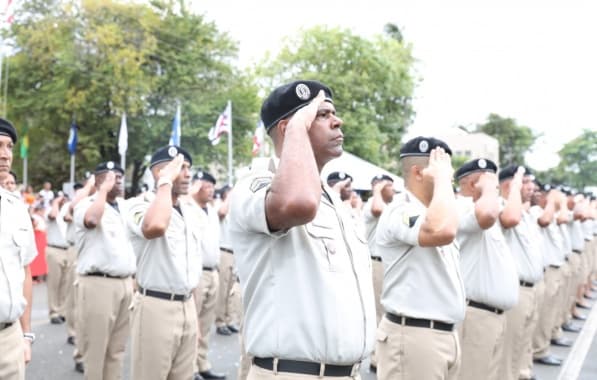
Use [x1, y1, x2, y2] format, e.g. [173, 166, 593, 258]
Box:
[321, 151, 403, 191]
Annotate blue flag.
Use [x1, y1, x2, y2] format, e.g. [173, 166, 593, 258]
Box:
[169, 105, 181, 146]
[67, 122, 78, 155]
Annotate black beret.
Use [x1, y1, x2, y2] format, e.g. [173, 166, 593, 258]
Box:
[8, 170, 17, 182]
[327, 171, 353, 184]
[371, 174, 394, 184]
[498, 165, 534, 182]
[94, 161, 124, 175]
[73, 183, 84, 190]
[193, 169, 216, 184]
[399, 136, 452, 159]
[149, 145, 192, 169]
[0, 118, 17, 143]
[261, 80, 333, 132]
[454, 158, 497, 181]
[539, 183, 553, 192]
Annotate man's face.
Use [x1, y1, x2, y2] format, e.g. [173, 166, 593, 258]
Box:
[173, 162, 192, 196]
[197, 180, 215, 203]
[307, 102, 343, 165]
[520, 175, 535, 203]
[43, 181, 51, 191]
[381, 182, 395, 203]
[0, 175, 16, 191]
[0, 135, 13, 177]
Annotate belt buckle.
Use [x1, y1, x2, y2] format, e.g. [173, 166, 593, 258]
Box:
[170, 292, 175, 301]
[319, 363, 325, 377]
[429, 320, 435, 329]
[351, 363, 360, 377]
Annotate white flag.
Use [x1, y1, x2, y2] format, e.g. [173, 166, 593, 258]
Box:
[208, 101, 231, 146]
[118, 113, 128, 156]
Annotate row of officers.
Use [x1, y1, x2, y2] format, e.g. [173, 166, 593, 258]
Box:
[1, 79, 597, 380]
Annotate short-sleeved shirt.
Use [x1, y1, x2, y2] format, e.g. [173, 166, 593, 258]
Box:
[217, 199, 233, 251]
[0, 189, 38, 323]
[362, 198, 380, 257]
[126, 192, 204, 294]
[198, 203, 220, 268]
[569, 218, 585, 252]
[529, 206, 565, 267]
[582, 220, 594, 241]
[229, 158, 376, 364]
[456, 196, 519, 310]
[501, 205, 544, 283]
[376, 190, 466, 324]
[46, 203, 69, 248]
[558, 214, 572, 256]
[74, 196, 136, 277]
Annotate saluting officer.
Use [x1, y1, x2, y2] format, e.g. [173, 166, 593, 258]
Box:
[0, 118, 37, 380]
[73, 161, 136, 380]
[191, 169, 226, 380]
[454, 159, 519, 380]
[229, 80, 376, 380]
[126, 146, 205, 380]
[362, 174, 394, 373]
[375, 137, 465, 380]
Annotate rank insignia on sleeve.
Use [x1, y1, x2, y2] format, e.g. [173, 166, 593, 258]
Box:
[133, 212, 144, 225]
[402, 213, 419, 228]
[249, 177, 271, 193]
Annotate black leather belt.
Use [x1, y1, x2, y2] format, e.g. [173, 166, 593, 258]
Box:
[467, 300, 504, 315]
[203, 267, 216, 272]
[550, 265, 561, 269]
[565, 256, 569, 262]
[253, 357, 357, 377]
[0, 322, 14, 331]
[519, 280, 534, 287]
[573, 249, 582, 254]
[48, 245, 69, 250]
[85, 272, 129, 279]
[220, 247, 233, 254]
[138, 286, 191, 301]
[370, 256, 382, 262]
[386, 313, 454, 332]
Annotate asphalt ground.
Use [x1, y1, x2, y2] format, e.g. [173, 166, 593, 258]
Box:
[25, 281, 597, 380]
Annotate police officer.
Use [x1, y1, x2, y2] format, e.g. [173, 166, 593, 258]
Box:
[229, 80, 375, 380]
[126, 146, 204, 380]
[73, 161, 136, 379]
[0, 118, 37, 380]
[191, 169, 226, 380]
[362, 174, 394, 373]
[454, 159, 519, 380]
[326, 171, 353, 202]
[375, 137, 465, 380]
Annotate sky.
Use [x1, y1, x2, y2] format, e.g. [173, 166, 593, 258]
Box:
[192, 0, 597, 170]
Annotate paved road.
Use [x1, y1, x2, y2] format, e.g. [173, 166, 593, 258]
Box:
[25, 281, 596, 380]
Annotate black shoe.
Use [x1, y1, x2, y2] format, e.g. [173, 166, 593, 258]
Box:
[193, 373, 205, 380]
[67, 336, 75, 345]
[573, 312, 587, 320]
[50, 316, 64, 324]
[534, 355, 562, 366]
[551, 337, 573, 347]
[584, 293, 596, 300]
[562, 322, 582, 333]
[199, 370, 226, 379]
[369, 364, 377, 373]
[60, 315, 66, 322]
[216, 326, 232, 336]
[576, 302, 592, 310]
[227, 324, 240, 333]
[74, 362, 84, 373]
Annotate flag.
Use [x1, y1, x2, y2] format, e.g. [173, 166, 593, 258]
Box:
[20, 126, 28, 159]
[169, 104, 181, 146]
[67, 122, 78, 155]
[208, 101, 231, 146]
[118, 113, 128, 156]
[2, 0, 14, 24]
[252, 120, 264, 156]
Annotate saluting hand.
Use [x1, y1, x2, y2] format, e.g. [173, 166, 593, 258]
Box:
[475, 172, 499, 193]
[332, 178, 351, 194]
[100, 171, 116, 193]
[289, 90, 327, 131]
[190, 179, 203, 196]
[159, 154, 184, 182]
[421, 147, 453, 182]
[510, 166, 525, 190]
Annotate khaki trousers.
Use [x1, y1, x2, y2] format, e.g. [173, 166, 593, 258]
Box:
[533, 267, 562, 359]
[247, 364, 361, 380]
[64, 249, 78, 339]
[215, 250, 240, 328]
[369, 258, 384, 368]
[131, 292, 198, 380]
[553, 262, 573, 337]
[69, 274, 83, 364]
[519, 280, 544, 380]
[46, 245, 76, 319]
[77, 275, 133, 380]
[0, 322, 24, 380]
[376, 316, 460, 380]
[194, 269, 219, 372]
[457, 305, 506, 380]
[499, 285, 536, 380]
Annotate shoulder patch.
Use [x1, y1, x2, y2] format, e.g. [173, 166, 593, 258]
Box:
[249, 177, 271, 193]
[133, 211, 144, 225]
[402, 212, 419, 228]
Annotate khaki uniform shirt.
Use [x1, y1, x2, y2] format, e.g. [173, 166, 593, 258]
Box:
[569, 218, 585, 252]
[229, 158, 376, 364]
[199, 203, 220, 268]
[529, 206, 565, 267]
[456, 196, 519, 310]
[0, 189, 37, 323]
[126, 193, 204, 294]
[582, 220, 594, 241]
[376, 190, 466, 324]
[501, 206, 544, 283]
[74, 196, 136, 277]
[362, 198, 380, 258]
[46, 203, 69, 248]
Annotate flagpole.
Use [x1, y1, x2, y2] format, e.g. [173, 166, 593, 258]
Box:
[227, 100, 233, 185]
[22, 156, 27, 187]
[70, 154, 75, 184]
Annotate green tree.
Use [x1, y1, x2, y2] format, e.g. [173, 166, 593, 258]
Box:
[255, 26, 417, 172]
[475, 113, 538, 167]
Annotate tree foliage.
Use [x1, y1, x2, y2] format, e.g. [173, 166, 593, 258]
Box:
[6, 0, 259, 191]
[474, 113, 538, 167]
[255, 26, 417, 172]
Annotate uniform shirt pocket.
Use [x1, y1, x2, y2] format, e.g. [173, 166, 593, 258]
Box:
[305, 222, 349, 272]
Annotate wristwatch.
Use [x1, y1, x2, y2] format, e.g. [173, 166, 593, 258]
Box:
[157, 177, 173, 188]
[23, 332, 36, 344]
